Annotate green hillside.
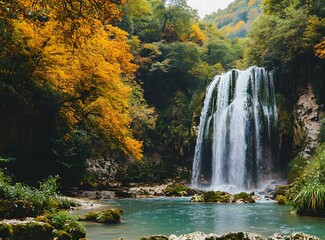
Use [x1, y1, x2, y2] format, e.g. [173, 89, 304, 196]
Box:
[203, 0, 263, 38]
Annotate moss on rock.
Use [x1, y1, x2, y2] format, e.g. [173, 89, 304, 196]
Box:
[140, 236, 169, 240]
[163, 183, 191, 196]
[11, 222, 54, 240]
[79, 208, 122, 224]
[0, 223, 13, 240]
[202, 191, 231, 203]
[191, 191, 255, 204]
[54, 230, 73, 240]
[232, 192, 255, 203]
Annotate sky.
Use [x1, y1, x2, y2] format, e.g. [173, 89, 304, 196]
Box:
[187, 0, 235, 18]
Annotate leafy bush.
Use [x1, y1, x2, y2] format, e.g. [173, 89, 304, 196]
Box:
[319, 118, 325, 143]
[288, 144, 325, 216]
[37, 211, 86, 240]
[276, 195, 288, 205]
[0, 173, 75, 218]
[287, 155, 307, 183]
[57, 198, 78, 210]
[292, 183, 325, 216]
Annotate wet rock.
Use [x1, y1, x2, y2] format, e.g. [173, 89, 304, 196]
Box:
[295, 84, 323, 158]
[142, 232, 319, 240]
[191, 191, 255, 204]
[268, 232, 320, 240]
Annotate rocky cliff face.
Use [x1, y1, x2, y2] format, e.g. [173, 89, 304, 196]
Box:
[294, 84, 323, 158]
[84, 157, 119, 187]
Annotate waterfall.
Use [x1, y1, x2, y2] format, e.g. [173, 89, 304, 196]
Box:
[191, 66, 278, 192]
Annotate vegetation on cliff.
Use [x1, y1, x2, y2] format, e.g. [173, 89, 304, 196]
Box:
[287, 144, 325, 217]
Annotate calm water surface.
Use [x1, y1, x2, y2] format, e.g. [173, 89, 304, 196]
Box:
[80, 197, 325, 240]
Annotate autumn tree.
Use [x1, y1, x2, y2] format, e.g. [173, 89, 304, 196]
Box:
[0, 0, 155, 183]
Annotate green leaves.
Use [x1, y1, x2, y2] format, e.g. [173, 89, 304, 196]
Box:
[293, 183, 325, 215]
[289, 144, 325, 216]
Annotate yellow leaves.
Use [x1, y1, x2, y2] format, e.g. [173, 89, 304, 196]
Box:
[124, 137, 143, 160]
[7, 8, 144, 159]
[248, 0, 256, 7]
[315, 38, 325, 59]
[222, 20, 245, 36]
[189, 24, 206, 45]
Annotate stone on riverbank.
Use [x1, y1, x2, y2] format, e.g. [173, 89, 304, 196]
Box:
[191, 191, 255, 204]
[78, 208, 122, 223]
[141, 231, 320, 240]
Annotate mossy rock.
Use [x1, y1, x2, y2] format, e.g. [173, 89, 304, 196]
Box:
[163, 183, 191, 196]
[140, 236, 169, 240]
[97, 209, 121, 223]
[54, 230, 73, 240]
[232, 192, 255, 203]
[11, 222, 54, 240]
[0, 200, 34, 219]
[78, 212, 98, 222]
[35, 215, 52, 225]
[79, 208, 122, 224]
[0, 223, 13, 240]
[217, 232, 264, 240]
[190, 194, 204, 202]
[64, 221, 86, 240]
[202, 191, 231, 203]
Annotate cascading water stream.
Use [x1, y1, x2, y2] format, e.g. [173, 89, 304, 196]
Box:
[191, 66, 278, 192]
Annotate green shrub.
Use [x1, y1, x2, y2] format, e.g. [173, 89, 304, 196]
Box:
[318, 118, 325, 143]
[276, 195, 288, 205]
[37, 212, 86, 240]
[292, 183, 325, 216]
[0, 173, 78, 218]
[288, 156, 307, 183]
[58, 198, 78, 210]
[288, 144, 325, 216]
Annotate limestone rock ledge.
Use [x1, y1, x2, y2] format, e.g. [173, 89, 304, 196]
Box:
[295, 84, 323, 158]
[140, 231, 320, 240]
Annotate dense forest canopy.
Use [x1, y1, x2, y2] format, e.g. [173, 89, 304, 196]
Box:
[0, 0, 324, 190]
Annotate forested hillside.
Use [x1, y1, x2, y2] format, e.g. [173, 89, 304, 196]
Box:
[0, 0, 245, 186]
[0, 0, 324, 199]
[203, 0, 263, 38]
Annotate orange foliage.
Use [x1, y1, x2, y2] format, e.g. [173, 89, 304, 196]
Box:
[5, 1, 144, 160]
[189, 24, 206, 45]
[315, 38, 325, 59]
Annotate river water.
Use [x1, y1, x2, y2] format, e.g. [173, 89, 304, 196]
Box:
[80, 197, 325, 240]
